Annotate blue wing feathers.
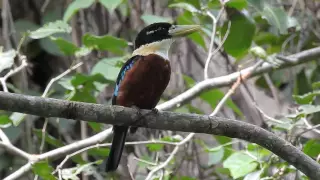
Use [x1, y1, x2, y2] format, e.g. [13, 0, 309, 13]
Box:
[113, 56, 139, 97]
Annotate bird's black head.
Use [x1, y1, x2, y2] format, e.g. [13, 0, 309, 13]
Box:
[134, 22, 201, 50]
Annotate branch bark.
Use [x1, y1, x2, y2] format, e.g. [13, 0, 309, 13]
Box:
[158, 46, 320, 110]
[0, 92, 319, 179]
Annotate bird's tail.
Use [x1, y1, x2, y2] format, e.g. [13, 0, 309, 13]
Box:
[105, 125, 128, 172]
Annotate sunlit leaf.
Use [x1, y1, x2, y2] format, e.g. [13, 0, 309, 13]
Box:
[244, 170, 263, 180]
[176, 11, 206, 50]
[10, 112, 26, 126]
[32, 161, 56, 180]
[91, 57, 126, 82]
[99, 0, 123, 13]
[88, 147, 110, 157]
[0, 115, 12, 128]
[226, 0, 248, 10]
[33, 129, 64, 147]
[61, 160, 102, 179]
[208, 147, 224, 166]
[0, 49, 16, 73]
[303, 140, 320, 158]
[88, 122, 103, 132]
[141, 14, 173, 25]
[287, 105, 320, 119]
[261, 6, 289, 35]
[29, 20, 72, 39]
[51, 37, 79, 55]
[223, 152, 258, 179]
[146, 143, 164, 152]
[169, 2, 201, 13]
[293, 90, 320, 105]
[222, 9, 255, 59]
[63, 0, 95, 22]
[249, 46, 267, 60]
[312, 81, 320, 90]
[82, 34, 128, 54]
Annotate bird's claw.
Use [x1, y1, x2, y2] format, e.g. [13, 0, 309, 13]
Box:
[151, 108, 159, 114]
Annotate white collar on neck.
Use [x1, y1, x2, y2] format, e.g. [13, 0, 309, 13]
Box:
[132, 39, 174, 60]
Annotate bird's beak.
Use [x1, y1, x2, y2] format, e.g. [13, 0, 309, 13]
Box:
[168, 25, 201, 37]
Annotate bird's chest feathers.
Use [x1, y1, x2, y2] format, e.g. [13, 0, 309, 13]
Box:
[132, 39, 173, 61]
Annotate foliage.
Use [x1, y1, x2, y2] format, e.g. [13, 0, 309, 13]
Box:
[0, 0, 319, 180]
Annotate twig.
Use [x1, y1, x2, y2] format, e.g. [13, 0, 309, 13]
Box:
[157, 46, 320, 110]
[253, 103, 285, 125]
[0, 142, 32, 160]
[39, 62, 83, 153]
[0, 128, 11, 144]
[145, 133, 194, 180]
[204, 8, 225, 79]
[0, 54, 28, 92]
[210, 60, 264, 116]
[1, 93, 320, 179]
[2, 45, 320, 179]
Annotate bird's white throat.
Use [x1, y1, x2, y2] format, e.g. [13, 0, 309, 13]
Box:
[132, 39, 174, 60]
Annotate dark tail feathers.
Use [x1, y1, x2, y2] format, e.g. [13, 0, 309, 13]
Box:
[106, 125, 128, 172]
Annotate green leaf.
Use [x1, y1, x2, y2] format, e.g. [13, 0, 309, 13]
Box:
[226, 0, 248, 10]
[82, 34, 128, 54]
[261, 6, 289, 35]
[99, 0, 123, 13]
[247, 143, 271, 158]
[88, 122, 103, 132]
[208, 147, 224, 166]
[146, 143, 164, 152]
[223, 152, 258, 179]
[169, 2, 201, 13]
[293, 90, 320, 105]
[294, 69, 312, 95]
[171, 176, 196, 180]
[0, 49, 16, 73]
[33, 129, 64, 147]
[201, 89, 243, 117]
[287, 105, 320, 119]
[244, 170, 263, 180]
[222, 9, 255, 59]
[249, 46, 267, 60]
[176, 11, 207, 50]
[91, 57, 126, 82]
[0, 115, 12, 128]
[71, 73, 109, 87]
[63, 0, 95, 22]
[312, 81, 320, 90]
[303, 140, 320, 158]
[88, 147, 110, 157]
[10, 112, 26, 126]
[61, 160, 102, 179]
[141, 14, 173, 25]
[183, 74, 196, 88]
[29, 20, 72, 39]
[32, 161, 56, 180]
[14, 20, 40, 45]
[51, 37, 79, 56]
[75, 46, 92, 57]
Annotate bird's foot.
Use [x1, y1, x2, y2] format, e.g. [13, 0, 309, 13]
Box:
[131, 105, 142, 119]
[151, 108, 159, 114]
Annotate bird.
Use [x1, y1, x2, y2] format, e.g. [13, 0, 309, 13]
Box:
[106, 22, 200, 172]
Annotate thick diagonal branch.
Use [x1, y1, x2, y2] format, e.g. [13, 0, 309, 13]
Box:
[0, 92, 319, 179]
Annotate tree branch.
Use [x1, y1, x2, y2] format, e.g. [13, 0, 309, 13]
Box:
[0, 92, 319, 179]
[157, 46, 320, 110]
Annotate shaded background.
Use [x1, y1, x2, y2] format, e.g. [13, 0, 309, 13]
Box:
[1, 0, 320, 179]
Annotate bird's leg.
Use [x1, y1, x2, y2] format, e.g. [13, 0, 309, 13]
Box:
[131, 105, 142, 119]
[130, 105, 142, 134]
[151, 108, 159, 114]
